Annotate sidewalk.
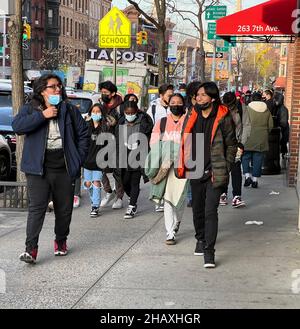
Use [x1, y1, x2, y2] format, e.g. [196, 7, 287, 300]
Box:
[0, 173, 299, 309]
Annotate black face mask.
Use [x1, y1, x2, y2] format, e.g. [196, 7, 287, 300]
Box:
[195, 102, 211, 112]
[170, 105, 185, 116]
[262, 97, 267, 101]
[101, 94, 111, 104]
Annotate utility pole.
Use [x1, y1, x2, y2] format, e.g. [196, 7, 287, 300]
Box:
[1, 15, 7, 79]
[237, 0, 242, 11]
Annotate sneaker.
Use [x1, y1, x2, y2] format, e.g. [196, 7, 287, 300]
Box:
[204, 252, 215, 268]
[244, 177, 253, 187]
[232, 196, 246, 208]
[100, 191, 116, 207]
[19, 248, 38, 264]
[112, 198, 123, 209]
[124, 205, 137, 219]
[54, 240, 68, 256]
[73, 195, 80, 208]
[251, 181, 258, 188]
[194, 240, 205, 256]
[165, 237, 176, 245]
[90, 206, 99, 218]
[155, 204, 164, 212]
[219, 193, 228, 206]
[174, 221, 181, 234]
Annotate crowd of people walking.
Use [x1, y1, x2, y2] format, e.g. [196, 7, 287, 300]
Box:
[13, 75, 289, 269]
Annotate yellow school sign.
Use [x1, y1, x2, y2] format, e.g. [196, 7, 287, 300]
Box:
[98, 7, 131, 49]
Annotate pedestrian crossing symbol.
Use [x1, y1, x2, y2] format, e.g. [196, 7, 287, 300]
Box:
[99, 7, 131, 48]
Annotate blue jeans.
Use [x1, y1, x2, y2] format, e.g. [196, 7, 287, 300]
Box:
[187, 181, 192, 202]
[242, 151, 264, 178]
[83, 169, 103, 207]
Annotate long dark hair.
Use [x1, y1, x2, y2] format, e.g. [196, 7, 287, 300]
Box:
[32, 74, 67, 107]
[198, 82, 221, 105]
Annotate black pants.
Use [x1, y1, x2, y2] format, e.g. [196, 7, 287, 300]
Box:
[122, 170, 142, 206]
[223, 161, 242, 197]
[190, 179, 223, 253]
[25, 170, 75, 251]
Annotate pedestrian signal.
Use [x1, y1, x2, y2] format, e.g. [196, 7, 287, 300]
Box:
[136, 31, 142, 45]
[141, 31, 148, 45]
[23, 23, 31, 40]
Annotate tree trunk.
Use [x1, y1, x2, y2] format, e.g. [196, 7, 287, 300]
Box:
[198, 9, 205, 82]
[8, 0, 25, 182]
[158, 28, 166, 84]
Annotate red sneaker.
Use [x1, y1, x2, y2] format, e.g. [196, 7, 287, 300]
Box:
[19, 248, 38, 264]
[54, 240, 68, 256]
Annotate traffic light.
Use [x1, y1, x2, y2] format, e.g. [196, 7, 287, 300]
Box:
[141, 31, 148, 45]
[22, 23, 31, 41]
[136, 31, 142, 45]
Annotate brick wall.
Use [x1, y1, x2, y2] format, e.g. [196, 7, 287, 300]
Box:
[288, 38, 300, 186]
[285, 44, 295, 115]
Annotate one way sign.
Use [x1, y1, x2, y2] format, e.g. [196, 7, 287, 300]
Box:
[206, 52, 224, 58]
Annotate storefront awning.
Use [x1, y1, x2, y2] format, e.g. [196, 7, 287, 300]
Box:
[216, 0, 297, 39]
[273, 77, 287, 89]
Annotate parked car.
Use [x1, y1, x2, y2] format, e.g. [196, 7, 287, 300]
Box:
[0, 134, 12, 182]
[67, 90, 101, 118]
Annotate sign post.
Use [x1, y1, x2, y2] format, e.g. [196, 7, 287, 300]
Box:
[98, 7, 131, 84]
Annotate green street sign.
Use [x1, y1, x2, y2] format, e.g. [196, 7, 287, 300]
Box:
[205, 5, 227, 20]
[207, 23, 221, 40]
[217, 46, 229, 52]
[0, 46, 3, 55]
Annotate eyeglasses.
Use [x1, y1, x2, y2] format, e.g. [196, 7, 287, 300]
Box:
[46, 84, 62, 91]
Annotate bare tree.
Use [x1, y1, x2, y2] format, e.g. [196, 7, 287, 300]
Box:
[232, 43, 247, 89]
[128, 0, 167, 84]
[7, 0, 25, 182]
[167, 0, 219, 82]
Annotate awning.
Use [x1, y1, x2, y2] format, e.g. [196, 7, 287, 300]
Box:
[273, 77, 287, 89]
[216, 0, 297, 37]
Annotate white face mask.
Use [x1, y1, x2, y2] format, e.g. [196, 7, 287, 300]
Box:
[125, 114, 137, 122]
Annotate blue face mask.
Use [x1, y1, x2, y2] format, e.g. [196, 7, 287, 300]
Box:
[125, 114, 137, 122]
[48, 95, 61, 106]
[180, 91, 186, 97]
[91, 113, 102, 122]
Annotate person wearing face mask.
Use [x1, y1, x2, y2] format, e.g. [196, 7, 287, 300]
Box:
[98, 81, 124, 210]
[219, 92, 246, 208]
[119, 93, 139, 116]
[83, 104, 116, 218]
[12, 74, 89, 264]
[262, 89, 274, 117]
[146, 94, 188, 245]
[175, 82, 237, 268]
[116, 101, 153, 219]
[147, 84, 174, 212]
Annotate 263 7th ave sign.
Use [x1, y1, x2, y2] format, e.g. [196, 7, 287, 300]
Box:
[98, 7, 131, 48]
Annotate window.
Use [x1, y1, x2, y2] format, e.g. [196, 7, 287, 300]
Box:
[70, 19, 73, 36]
[48, 9, 53, 26]
[280, 63, 286, 77]
[282, 46, 287, 57]
[66, 17, 69, 34]
[63, 17, 65, 35]
[75, 22, 77, 39]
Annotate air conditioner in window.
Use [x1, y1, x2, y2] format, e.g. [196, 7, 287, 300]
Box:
[66, 32, 70, 36]
[35, 20, 39, 25]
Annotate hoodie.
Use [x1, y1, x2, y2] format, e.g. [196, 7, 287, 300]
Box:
[242, 101, 273, 152]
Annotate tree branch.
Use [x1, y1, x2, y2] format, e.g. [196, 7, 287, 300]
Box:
[127, 0, 160, 28]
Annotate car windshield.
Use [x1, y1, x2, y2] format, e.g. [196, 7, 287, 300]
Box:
[68, 98, 93, 114]
[0, 92, 13, 107]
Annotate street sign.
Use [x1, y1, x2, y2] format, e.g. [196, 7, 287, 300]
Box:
[167, 39, 177, 62]
[206, 52, 223, 59]
[207, 23, 221, 40]
[205, 5, 227, 20]
[98, 7, 131, 48]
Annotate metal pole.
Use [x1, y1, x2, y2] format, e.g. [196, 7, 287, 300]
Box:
[113, 48, 117, 85]
[211, 39, 216, 81]
[227, 46, 232, 91]
[2, 15, 6, 79]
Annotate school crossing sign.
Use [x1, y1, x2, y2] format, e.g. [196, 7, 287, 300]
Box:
[98, 7, 131, 48]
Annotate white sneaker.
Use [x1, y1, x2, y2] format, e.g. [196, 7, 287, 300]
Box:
[112, 198, 123, 209]
[155, 205, 164, 212]
[100, 191, 116, 207]
[73, 195, 80, 208]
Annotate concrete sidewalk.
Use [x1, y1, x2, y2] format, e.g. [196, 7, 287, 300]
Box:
[0, 173, 299, 309]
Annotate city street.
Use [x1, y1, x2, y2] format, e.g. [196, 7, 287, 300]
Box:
[0, 172, 299, 309]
